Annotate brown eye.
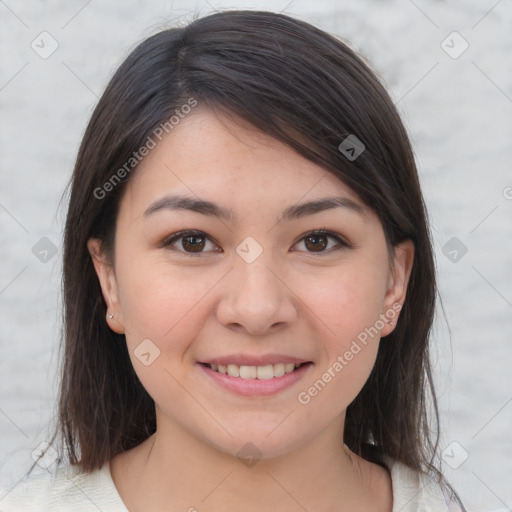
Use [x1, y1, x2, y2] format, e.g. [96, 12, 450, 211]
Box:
[304, 234, 328, 252]
[163, 230, 218, 255]
[162, 229, 350, 256]
[293, 230, 350, 254]
[181, 234, 206, 252]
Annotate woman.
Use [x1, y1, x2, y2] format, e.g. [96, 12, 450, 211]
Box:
[0, 10, 465, 511]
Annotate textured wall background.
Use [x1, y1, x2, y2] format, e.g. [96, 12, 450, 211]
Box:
[0, 1, 511, 511]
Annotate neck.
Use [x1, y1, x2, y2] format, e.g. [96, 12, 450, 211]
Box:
[113, 412, 392, 512]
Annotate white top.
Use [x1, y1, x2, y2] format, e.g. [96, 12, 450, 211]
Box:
[0, 457, 463, 511]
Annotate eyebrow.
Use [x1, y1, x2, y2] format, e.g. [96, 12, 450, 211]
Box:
[143, 194, 366, 222]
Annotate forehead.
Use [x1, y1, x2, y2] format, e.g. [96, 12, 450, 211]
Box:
[120, 106, 366, 218]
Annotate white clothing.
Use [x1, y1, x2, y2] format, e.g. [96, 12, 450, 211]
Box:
[0, 457, 463, 511]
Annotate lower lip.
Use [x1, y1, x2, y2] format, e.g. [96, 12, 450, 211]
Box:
[198, 363, 313, 397]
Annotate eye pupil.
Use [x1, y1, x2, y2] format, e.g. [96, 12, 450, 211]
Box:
[305, 235, 328, 252]
[182, 235, 205, 252]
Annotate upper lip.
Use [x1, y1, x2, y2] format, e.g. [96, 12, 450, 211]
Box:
[200, 354, 311, 366]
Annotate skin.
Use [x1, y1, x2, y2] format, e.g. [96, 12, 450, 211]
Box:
[88, 106, 414, 512]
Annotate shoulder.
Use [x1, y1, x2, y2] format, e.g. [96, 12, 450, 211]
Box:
[0, 462, 127, 512]
[383, 456, 464, 512]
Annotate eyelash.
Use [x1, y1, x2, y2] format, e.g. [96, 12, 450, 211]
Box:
[161, 229, 351, 256]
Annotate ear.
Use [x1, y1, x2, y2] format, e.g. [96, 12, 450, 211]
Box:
[380, 239, 414, 337]
[87, 238, 125, 334]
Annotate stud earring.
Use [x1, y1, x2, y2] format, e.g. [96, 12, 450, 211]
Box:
[108, 313, 114, 319]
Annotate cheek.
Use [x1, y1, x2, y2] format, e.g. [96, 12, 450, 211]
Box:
[116, 256, 221, 356]
[302, 262, 387, 343]
[114, 260, 219, 410]
[295, 265, 387, 408]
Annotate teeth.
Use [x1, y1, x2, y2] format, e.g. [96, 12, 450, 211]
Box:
[240, 365, 257, 379]
[208, 362, 303, 379]
[227, 364, 240, 377]
[273, 363, 285, 377]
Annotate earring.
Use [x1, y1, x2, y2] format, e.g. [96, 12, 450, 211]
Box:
[388, 321, 394, 326]
[108, 313, 114, 319]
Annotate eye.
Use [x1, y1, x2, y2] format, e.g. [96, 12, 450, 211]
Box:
[162, 228, 351, 256]
[162, 230, 220, 255]
[292, 229, 350, 254]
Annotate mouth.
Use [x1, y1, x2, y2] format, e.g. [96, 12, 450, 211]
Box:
[199, 362, 312, 380]
[198, 360, 313, 396]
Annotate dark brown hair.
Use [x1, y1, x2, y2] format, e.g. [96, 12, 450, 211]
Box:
[31, 9, 463, 508]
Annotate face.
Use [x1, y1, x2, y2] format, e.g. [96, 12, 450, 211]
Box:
[88, 106, 414, 460]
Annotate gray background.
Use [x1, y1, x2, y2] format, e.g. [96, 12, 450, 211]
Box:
[0, 1, 511, 511]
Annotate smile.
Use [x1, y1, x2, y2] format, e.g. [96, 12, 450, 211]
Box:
[199, 361, 313, 397]
[204, 362, 307, 380]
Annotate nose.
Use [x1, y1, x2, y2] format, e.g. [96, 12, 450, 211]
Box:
[216, 257, 299, 336]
